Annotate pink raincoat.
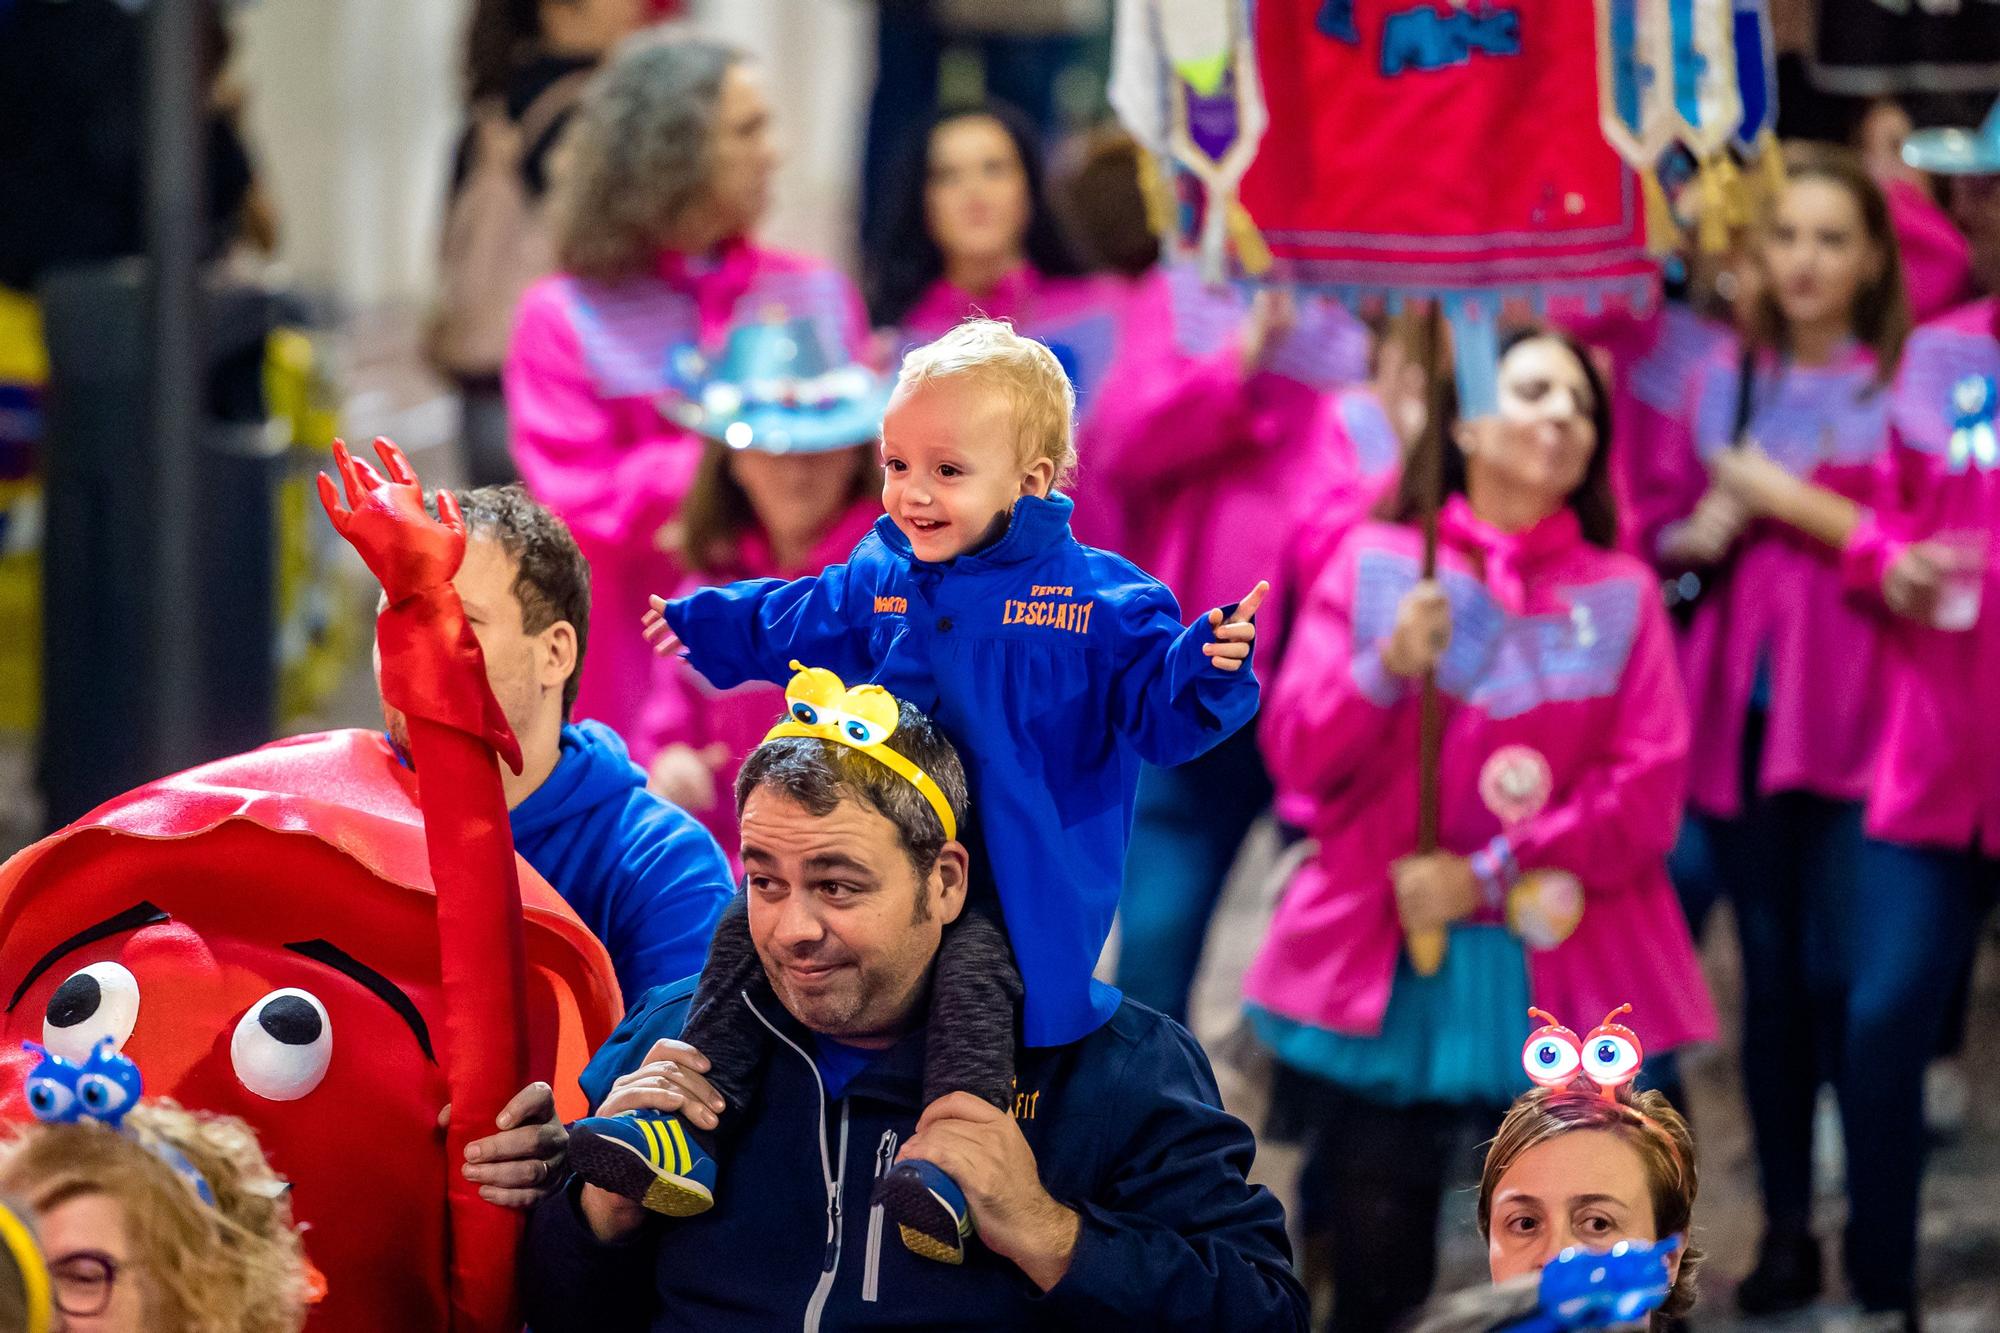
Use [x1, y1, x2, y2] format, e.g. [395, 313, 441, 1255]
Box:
[1245, 499, 1716, 1052]
[1845, 298, 2000, 852]
[504, 240, 869, 741]
[1089, 264, 1370, 668]
[1268, 388, 1405, 829]
[1648, 342, 1899, 818]
[1887, 178, 1974, 324]
[634, 496, 882, 859]
[1590, 302, 1735, 560]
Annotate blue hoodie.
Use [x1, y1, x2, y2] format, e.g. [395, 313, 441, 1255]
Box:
[510, 721, 733, 1003]
[664, 492, 1260, 1046]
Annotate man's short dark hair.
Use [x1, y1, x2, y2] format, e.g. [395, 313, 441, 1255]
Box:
[451, 484, 591, 718]
[735, 701, 971, 881]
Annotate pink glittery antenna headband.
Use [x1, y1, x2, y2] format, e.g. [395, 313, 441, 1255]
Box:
[1520, 1005, 1689, 1178]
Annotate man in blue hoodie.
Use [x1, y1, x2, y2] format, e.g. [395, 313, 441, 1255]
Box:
[519, 696, 1308, 1331]
[375, 484, 734, 1002]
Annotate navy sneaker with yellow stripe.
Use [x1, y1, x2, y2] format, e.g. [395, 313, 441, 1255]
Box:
[568, 1111, 717, 1217]
[872, 1159, 972, 1264]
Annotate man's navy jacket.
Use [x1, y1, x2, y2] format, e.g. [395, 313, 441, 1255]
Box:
[521, 979, 1308, 1331]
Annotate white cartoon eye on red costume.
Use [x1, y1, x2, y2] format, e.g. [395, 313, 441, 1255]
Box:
[1522, 1004, 1646, 1099]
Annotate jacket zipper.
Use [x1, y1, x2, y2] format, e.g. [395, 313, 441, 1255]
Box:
[862, 1129, 898, 1303]
[745, 993, 849, 1333]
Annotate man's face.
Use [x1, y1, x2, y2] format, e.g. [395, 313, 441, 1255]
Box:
[378, 535, 557, 750]
[739, 788, 964, 1045]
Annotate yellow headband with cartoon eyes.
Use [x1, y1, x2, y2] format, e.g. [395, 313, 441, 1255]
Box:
[762, 662, 958, 842]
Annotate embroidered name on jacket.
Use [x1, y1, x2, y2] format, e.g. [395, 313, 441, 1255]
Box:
[874, 595, 908, 614]
[1352, 549, 1641, 718]
[1002, 590, 1095, 634]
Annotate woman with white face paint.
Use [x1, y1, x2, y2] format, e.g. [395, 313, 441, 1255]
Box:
[1244, 329, 1715, 1333]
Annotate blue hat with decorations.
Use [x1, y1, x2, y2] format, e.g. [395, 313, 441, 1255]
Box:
[661, 314, 891, 454]
[1903, 101, 2000, 176]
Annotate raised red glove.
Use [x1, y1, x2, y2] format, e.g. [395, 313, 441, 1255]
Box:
[318, 438, 523, 774]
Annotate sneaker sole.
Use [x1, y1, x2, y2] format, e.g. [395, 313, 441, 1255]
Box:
[569, 1128, 715, 1218]
[873, 1171, 965, 1265]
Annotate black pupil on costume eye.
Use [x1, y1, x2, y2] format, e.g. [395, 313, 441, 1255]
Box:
[1538, 1046, 1556, 1065]
[846, 722, 866, 740]
[28, 1085, 53, 1111]
[1598, 1042, 1617, 1062]
[793, 703, 817, 724]
[47, 973, 102, 1029]
[259, 996, 322, 1046]
[80, 1079, 107, 1107]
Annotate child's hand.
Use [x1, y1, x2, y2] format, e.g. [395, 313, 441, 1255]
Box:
[642, 595, 684, 658]
[1203, 581, 1269, 673]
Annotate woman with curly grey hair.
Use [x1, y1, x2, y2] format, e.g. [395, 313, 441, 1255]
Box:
[503, 32, 869, 746]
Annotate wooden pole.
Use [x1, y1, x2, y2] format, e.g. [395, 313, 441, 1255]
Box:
[1409, 301, 1450, 977]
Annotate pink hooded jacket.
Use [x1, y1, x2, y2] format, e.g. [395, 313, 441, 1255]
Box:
[504, 240, 869, 743]
[1590, 301, 1736, 560]
[1886, 178, 1974, 324]
[634, 496, 883, 860]
[1245, 500, 1716, 1053]
[1845, 298, 2000, 852]
[1646, 342, 1899, 818]
[1089, 264, 1370, 668]
[1268, 389, 1405, 828]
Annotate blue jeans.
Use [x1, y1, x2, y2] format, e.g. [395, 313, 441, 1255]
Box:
[1704, 710, 1995, 1309]
[1833, 838, 1995, 1309]
[1701, 791, 1862, 1232]
[1666, 815, 1724, 940]
[1114, 724, 1272, 1022]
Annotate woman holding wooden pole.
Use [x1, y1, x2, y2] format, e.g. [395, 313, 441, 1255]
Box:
[1243, 327, 1715, 1333]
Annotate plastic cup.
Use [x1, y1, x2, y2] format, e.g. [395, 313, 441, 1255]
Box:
[1928, 529, 1989, 632]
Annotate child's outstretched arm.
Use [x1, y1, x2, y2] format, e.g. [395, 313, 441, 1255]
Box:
[646, 559, 879, 691]
[1109, 578, 1266, 767]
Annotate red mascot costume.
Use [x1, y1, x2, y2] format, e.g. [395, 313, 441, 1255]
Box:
[0, 439, 623, 1330]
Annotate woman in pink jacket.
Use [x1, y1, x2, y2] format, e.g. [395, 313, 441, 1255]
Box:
[504, 35, 868, 744]
[1713, 283, 1997, 1323]
[1648, 147, 1916, 1318]
[1243, 329, 1715, 1333]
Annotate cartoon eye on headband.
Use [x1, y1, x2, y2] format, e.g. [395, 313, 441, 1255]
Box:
[1522, 1005, 1646, 1100]
[24, 1038, 142, 1130]
[1522, 1009, 1583, 1088]
[783, 663, 901, 743]
[1581, 1004, 1644, 1092]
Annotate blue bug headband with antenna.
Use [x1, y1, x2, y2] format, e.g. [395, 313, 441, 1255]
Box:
[22, 1040, 216, 1208]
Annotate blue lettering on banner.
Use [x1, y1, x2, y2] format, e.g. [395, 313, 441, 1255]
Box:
[1381, 4, 1522, 76]
[1317, 0, 1360, 44]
